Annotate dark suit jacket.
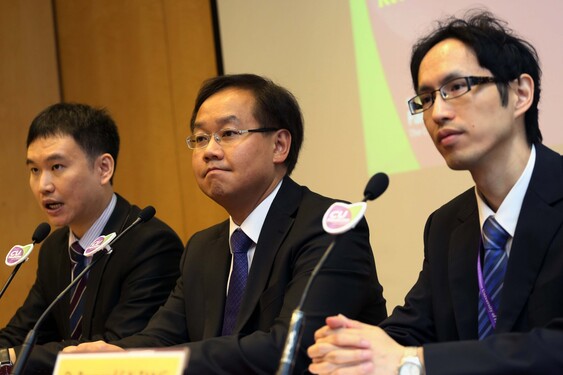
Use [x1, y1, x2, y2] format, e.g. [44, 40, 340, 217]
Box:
[114, 177, 387, 374]
[381, 144, 563, 374]
[0, 194, 183, 373]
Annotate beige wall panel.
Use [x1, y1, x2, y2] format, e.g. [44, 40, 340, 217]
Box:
[161, 0, 228, 235]
[0, 1, 61, 326]
[54, 0, 226, 241]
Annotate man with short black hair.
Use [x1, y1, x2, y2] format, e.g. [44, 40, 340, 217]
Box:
[308, 10, 563, 374]
[0, 103, 183, 374]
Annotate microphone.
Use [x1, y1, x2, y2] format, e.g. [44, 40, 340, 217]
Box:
[363, 172, 389, 202]
[0, 222, 51, 300]
[12, 206, 156, 375]
[32, 223, 52, 243]
[276, 173, 389, 375]
[83, 205, 156, 257]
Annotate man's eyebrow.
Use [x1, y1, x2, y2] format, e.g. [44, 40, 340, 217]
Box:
[193, 115, 241, 131]
[25, 154, 65, 166]
[218, 115, 241, 126]
[417, 73, 462, 93]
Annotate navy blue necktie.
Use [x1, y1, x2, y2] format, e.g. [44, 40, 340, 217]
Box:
[69, 241, 88, 340]
[478, 216, 510, 339]
[222, 229, 253, 336]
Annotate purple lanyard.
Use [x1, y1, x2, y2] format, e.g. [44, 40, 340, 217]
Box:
[477, 240, 498, 328]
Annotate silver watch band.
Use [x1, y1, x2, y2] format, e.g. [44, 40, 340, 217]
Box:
[398, 347, 424, 375]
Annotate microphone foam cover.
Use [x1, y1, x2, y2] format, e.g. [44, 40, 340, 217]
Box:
[364, 173, 389, 201]
[139, 206, 156, 222]
[32, 222, 51, 244]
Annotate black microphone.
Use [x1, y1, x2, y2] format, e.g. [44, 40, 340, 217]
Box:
[0, 222, 51, 300]
[107, 205, 155, 253]
[12, 206, 155, 375]
[363, 172, 389, 202]
[276, 174, 389, 375]
[32, 223, 52, 243]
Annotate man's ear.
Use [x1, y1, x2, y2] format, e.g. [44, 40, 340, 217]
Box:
[273, 129, 291, 165]
[513, 73, 534, 118]
[97, 153, 115, 185]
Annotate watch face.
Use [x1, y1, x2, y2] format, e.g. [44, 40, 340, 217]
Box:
[399, 362, 421, 375]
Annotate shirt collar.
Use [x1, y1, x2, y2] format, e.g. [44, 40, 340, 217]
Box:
[476, 144, 536, 236]
[69, 194, 118, 248]
[229, 179, 283, 247]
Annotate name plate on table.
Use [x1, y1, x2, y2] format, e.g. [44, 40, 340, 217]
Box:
[53, 348, 189, 375]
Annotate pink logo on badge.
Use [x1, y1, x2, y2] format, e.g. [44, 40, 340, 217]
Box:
[322, 202, 367, 234]
[5, 244, 34, 266]
[84, 232, 117, 257]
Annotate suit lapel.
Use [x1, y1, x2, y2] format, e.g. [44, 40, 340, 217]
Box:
[497, 144, 563, 332]
[235, 177, 300, 332]
[81, 195, 132, 336]
[202, 224, 231, 338]
[448, 194, 481, 339]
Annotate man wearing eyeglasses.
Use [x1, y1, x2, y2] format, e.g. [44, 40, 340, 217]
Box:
[308, 10, 563, 375]
[65, 74, 387, 374]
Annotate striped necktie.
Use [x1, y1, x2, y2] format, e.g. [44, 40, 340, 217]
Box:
[478, 216, 510, 339]
[222, 229, 253, 336]
[69, 241, 88, 340]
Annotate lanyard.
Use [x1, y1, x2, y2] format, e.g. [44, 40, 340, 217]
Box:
[477, 243, 498, 329]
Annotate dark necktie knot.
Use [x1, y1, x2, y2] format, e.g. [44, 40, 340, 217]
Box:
[482, 216, 510, 251]
[69, 241, 86, 265]
[230, 228, 253, 254]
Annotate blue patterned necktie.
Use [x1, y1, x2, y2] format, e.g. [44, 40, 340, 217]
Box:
[478, 216, 510, 339]
[222, 229, 253, 336]
[69, 241, 88, 340]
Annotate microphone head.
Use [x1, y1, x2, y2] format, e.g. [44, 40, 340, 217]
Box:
[32, 222, 51, 244]
[363, 173, 389, 202]
[138, 206, 156, 222]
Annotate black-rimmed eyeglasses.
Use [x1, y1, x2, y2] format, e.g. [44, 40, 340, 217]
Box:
[408, 76, 498, 115]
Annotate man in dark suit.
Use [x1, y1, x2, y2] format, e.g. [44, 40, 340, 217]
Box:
[0, 103, 183, 373]
[307, 10, 563, 375]
[65, 74, 387, 374]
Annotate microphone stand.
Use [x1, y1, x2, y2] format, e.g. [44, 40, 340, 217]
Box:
[0, 263, 23, 300]
[276, 236, 339, 375]
[276, 173, 389, 375]
[12, 207, 155, 375]
[13, 254, 105, 375]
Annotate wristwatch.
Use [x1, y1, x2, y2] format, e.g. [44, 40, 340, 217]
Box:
[0, 349, 12, 367]
[398, 347, 424, 375]
[0, 348, 13, 375]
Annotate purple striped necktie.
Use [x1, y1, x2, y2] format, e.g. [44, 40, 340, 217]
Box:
[69, 241, 88, 340]
[222, 229, 253, 336]
[478, 216, 510, 339]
